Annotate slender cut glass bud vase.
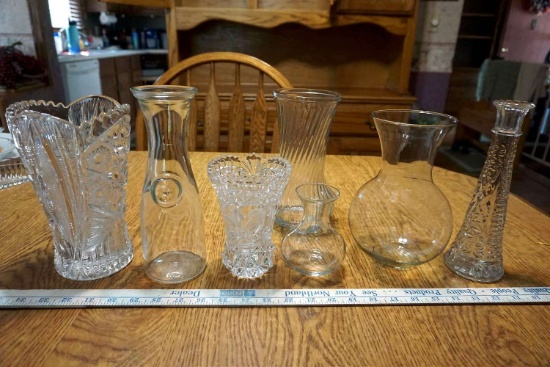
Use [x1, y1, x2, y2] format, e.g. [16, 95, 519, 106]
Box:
[444, 100, 535, 283]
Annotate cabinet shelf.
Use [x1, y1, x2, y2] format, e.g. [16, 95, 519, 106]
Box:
[461, 13, 497, 17]
[458, 35, 493, 40]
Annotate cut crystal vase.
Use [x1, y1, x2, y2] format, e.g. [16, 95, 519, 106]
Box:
[208, 154, 291, 279]
[444, 100, 535, 283]
[6, 96, 134, 280]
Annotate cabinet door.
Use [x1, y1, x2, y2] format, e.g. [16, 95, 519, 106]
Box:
[115, 57, 132, 104]
[337, 0, 415, 14]
[97, 0, 169, 7]
[99, 58, 119, 100]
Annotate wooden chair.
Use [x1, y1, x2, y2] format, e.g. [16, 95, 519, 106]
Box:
[135, 52, 293, 152]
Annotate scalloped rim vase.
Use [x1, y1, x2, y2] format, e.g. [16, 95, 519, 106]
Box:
[6, 96, 134, 281]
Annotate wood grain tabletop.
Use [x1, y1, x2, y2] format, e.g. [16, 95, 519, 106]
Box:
[0, 151, 549, 366]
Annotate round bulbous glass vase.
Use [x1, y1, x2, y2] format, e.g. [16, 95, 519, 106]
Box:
[348, 110, 457, 269]
[282, 183, 345, 276]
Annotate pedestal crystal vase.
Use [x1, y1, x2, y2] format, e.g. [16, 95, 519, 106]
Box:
[349, 110, 457, 269]
[444, 100, 535, 283]
[6, 96, 134, 280]
[208, 154, 291, 278]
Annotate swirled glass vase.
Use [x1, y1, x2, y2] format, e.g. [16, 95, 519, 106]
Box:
[132, 86, 207, 284]
[274, 88, 342, 229]
[444, 100, 535, 283]
[6, 96, 134, 280]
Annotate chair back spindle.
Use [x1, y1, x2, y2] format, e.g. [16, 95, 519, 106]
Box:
[204, 62, 221, 151]
[228, 64, 246, 152]
[250, 72, 268, 153]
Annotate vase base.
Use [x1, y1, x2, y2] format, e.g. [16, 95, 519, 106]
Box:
[283, 248, 342, 277]
[444, 250, 504, 283]
[146, 251, 206, 284]
[358, 244, 435, 270]
[55, 248, 134, 281]
[275, 206, 303, 230]
[222, 243, 274, 279]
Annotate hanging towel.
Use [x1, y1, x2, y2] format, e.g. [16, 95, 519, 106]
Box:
[513, 62, 548, 102]
[476, 59, 521, 101]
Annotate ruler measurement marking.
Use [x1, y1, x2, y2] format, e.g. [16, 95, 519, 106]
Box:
[0, 288, 548, 308]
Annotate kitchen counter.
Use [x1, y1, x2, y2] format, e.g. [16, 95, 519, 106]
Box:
[58, 49, 168, 63]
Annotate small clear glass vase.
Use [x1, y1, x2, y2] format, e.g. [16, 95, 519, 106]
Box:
[132, 86, 207, 284]
[274, 88, 342, 229]
[208, 154, 291, 279]
[282, 183, 345, 276]
[444, 100, 535, 283]
[6, 96, 134, 280]
[349, 110, 457, 269]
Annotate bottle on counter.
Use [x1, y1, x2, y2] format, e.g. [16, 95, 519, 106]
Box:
[131, 28, 140, 49]
[102, 28, 110, 48]
[53, 32, 63, 54]
[67, 19, 81, 54]
[119, 29, 128, 49]
[145, 29, 158, 49]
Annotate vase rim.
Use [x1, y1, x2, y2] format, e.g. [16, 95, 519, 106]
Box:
[6, 97, 130, 132]
[371, 109, 458, 128]
[274, 88, 342, 102]
[492, 99, 536, 111]
[296, 183, 340, 204]
[131, 85, 198, 99]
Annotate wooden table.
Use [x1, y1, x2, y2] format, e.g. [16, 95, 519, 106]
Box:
[1, 152, 549, 366]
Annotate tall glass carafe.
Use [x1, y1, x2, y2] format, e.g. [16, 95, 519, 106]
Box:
[349, 110, 457, 269]
[274, 88, 342, 229]
[131, 86, 206, 284]
[444, 100, 535, 283]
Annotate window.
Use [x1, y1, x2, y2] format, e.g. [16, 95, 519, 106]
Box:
[48, 0, 83, 29]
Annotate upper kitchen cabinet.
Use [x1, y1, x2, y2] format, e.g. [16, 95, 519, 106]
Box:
[173, 0, 419, 155]
[85, 0, 166, 15]
[100, 0, 419, 155]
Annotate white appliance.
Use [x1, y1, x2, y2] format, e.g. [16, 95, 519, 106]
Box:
[60, 59, 102, 103]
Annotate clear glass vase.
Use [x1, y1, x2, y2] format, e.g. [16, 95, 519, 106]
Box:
[274, 88, 342, 229]
[6, 96, 134, 280]
[444, 100, 535, 283]
[349, 110, 457, 269]
[208, 154, 291, 279]
[282, 183, 345, 276]
[132, 86, 207, 284]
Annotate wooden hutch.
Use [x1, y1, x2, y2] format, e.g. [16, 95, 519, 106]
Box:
[106, 0, 419, 155]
